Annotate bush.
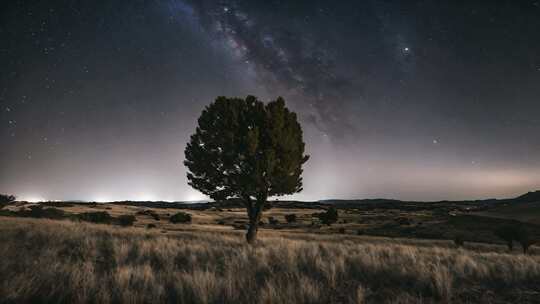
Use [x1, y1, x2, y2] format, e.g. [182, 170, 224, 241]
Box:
[146, 223, 157, 229]
[453, 234, 465, 248]
[0, 206, 66, 219]
[117, 215, 136, 226]
[396, 217, 411, 225]
[268, 216, 279, 225]
[357, 229, 364, 236]
[285, 214, 297, 223]
[494, 226, 515, 251]
[78, 211, 112, 224]
[136, 209, 160, 221]
[494, 224, 538, 254]
[515, 226, 536, 254]
[170, 212, 192, 224]
[0, 194, 16, 205]
[314, 207, 339, 226]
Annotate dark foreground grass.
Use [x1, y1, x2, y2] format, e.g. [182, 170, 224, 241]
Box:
[0, 217, 539, 303]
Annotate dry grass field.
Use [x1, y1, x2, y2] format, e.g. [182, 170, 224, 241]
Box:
[1, 214, 539, 303]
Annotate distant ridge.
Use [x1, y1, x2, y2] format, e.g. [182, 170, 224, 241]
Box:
[23, 190, 540, 210]
[513, 190, 540, 203]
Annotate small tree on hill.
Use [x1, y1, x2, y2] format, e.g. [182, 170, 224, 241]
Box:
[316, 207, 339, 226]
[0, 194, 16, 207]
[184, 96, 309, 243]
[453, 234, 465, 248]
[494, 226, 515, 251]
[494, 224, 537, 254]
[515, 226, 536, 254]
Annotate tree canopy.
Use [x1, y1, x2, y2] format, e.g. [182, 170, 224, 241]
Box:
[184, 96, 309, 242]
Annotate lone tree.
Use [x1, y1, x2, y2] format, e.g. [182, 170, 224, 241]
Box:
[0, 194, 16, 204]
[494, 224, 537, 254]
[494, 226, 515, 252]
[314, 206, 339, 226]
[0, 194, 16, 209]
[515, 226, 536, 254]
[184, 96, 309, 243]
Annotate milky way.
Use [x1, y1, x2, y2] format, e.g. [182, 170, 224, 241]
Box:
[1, 1, 540, 201]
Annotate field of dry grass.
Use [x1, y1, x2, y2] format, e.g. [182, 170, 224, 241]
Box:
[1, 216, 539, 303]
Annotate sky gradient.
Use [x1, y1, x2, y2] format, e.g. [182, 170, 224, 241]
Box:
[2, 0, 540, 202]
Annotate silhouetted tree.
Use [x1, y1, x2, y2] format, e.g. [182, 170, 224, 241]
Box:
[184, 96, 309, 243]
[0, 194, 16, 206]
[515, 226, 536, 254]
[315, 207, 339, 226]
[494, 224, 537, 254]
[453, 234, 465, 248]
[494, 226, 515, 251]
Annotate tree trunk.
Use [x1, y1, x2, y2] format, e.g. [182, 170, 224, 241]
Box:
[245, 197, 264, 244]
[246, 219, 258, 244]
[507, 241, 513, 252]
[522, 244, 529, 254]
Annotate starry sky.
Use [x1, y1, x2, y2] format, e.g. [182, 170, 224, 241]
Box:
[2, 0, 540, 202]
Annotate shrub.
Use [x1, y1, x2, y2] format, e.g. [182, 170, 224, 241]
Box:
[314, 207, 339, 226]
[494, 224, 538, 254]
[357, 229, 364, 236]
[42, 201, 74, 208]
[285, 214, 297, 223]
[170, 212, 192, 224]
[117, 215, 136, 226]
[146, 223, 157, 229]
[396, 217, 411, 225]
[0, 194, 16, 205]
[515, 226, 536, 254]
[77, 211, 112, 224]
[137, 209, 160, 221]
[494, 226, 515, 251]
[15, 205, 66, 219]
[454, 234, 465, 248]
[0, 206, 66, 219]
[268, 216, 279, 225]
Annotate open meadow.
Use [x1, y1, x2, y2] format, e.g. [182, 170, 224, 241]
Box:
[1, 202, 539, 303]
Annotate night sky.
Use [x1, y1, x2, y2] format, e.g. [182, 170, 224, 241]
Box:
[2, 0, 540, 202]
